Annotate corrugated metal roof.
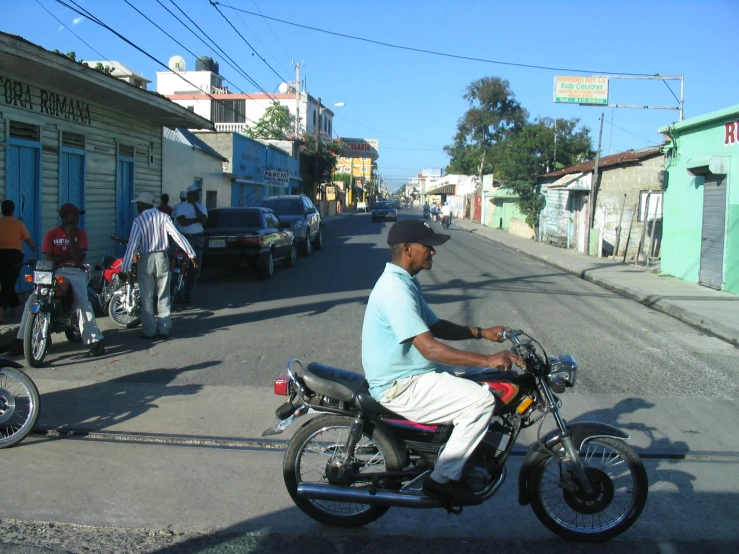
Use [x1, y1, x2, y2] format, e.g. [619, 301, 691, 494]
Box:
[539, 146, 662, 179]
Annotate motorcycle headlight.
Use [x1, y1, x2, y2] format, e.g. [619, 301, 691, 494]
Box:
[548, 355, 578, 393]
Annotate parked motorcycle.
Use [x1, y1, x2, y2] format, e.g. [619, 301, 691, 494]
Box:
[90, 236, 127, 316]
[23, 259, 86, 367]
[264, 330, 647, 541]
[169, 247, 191, 306]
[107, 247, 141, 328]
[0, 359, 40, 448]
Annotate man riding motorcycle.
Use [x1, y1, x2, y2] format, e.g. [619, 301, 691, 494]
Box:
[361, 219, 524, 505]
[9, 203, 105, 357]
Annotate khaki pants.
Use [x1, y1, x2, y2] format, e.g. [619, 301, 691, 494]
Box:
[380, 369, 495, 482]
[138, 251, 171, 337]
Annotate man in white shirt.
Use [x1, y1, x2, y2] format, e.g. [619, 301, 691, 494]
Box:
[122, 192, 196, 338]
[172, 184, 208, 303]
[440, 202, 452, 220]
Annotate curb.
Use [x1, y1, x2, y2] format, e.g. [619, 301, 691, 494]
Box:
[465, 227, 738, 347]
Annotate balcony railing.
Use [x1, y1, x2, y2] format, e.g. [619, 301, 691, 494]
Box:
[213, 122, 248, 133]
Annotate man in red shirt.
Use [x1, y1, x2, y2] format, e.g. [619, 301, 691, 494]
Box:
[157, 193, 173, 217]
[10, 203, 105, 357]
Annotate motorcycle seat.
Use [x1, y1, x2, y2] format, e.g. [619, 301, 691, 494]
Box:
[353, 389, 399, 416]
[300, 363, 368, 402]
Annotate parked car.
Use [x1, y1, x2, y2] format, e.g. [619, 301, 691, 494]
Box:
[371, 200, 398, 222]
[254, 195, 322, 256]
[202, 207, 296, 279]
[357, 201, 368, 213]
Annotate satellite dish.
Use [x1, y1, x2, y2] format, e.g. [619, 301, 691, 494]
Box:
[278, 82, 290, 94]
[168, 55, 186, 72]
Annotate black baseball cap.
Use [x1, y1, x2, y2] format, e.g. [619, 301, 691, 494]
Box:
[387, 219, 450, 246]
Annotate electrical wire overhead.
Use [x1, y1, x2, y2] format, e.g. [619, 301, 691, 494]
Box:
[213, 2, 658, 77]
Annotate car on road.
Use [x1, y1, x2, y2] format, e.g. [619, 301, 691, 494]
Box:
[356, 201, 367, 213]
[254, 195, 322, 256]
[371, 200, 398, 222]
[202, 207, 296, 279]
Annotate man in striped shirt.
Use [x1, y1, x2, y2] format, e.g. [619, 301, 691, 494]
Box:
[121, 192, 197, 339]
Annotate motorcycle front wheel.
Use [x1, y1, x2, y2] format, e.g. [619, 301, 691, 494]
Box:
[284, 414, 403, 528]
[528, 437, 648, 542]
[108, 289, 140, 327]
[0, 366, 40, 448]
[23, 311, 50, 368]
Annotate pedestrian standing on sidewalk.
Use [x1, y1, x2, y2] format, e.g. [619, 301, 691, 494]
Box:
[121, 192, 196, 339]
[0, 200, 37, 323]
[157, 193, 173, 217]
[173, 184, 207, 304]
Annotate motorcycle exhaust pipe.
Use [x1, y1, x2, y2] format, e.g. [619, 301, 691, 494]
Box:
[296, 483, 441, 509]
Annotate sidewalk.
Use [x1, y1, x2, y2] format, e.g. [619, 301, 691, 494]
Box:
[450, 217, 739, 346]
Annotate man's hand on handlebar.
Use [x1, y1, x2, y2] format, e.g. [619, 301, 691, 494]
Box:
[486, 351, 525, 371]
[479, 326, 510, 343]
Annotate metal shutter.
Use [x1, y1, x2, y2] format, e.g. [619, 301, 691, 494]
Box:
[699, 177, 727, 289]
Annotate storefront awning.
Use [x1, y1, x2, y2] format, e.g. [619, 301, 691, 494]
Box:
[426, 184, 456, 195]
[686, 156, 730, 176]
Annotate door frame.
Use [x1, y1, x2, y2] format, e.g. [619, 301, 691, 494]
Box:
[59, 145, 87, 228]
[115, 154, 135, 255]
[698, 174, 729, 289]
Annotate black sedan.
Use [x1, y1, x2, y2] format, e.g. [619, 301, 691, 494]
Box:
[202, 207, 296, 279]
[371, 201, 398, 222]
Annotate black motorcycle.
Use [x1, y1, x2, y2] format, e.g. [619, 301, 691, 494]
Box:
[23, 259, 85, 367]
[265, 330, 648, 541]
[0, 359, 40, 448]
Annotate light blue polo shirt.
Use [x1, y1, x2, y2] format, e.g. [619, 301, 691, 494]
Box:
[362, 263, 439, 400]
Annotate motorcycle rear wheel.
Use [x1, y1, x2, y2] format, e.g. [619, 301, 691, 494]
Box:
[528, 437, 648, 542]
[108, 289, 140, 327]
[23, 311, 50, 368]
[0, 366, 40, 448]
[284, 414, 402, 528]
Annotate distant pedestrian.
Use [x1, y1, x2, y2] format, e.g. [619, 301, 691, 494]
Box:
[173, 191, 187, 233]
[0, 200, 37, 323]
[157, 193, 173, 216]
[121, 192, 196, 339]
[173, 185, 208, 303]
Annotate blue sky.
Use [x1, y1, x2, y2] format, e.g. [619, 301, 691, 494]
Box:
[4, 0, 738, 191]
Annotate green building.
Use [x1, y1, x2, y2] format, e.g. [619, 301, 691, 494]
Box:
[660, 104, 739, 293]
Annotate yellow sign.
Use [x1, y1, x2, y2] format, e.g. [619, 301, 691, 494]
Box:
[554, 76, 609, 105]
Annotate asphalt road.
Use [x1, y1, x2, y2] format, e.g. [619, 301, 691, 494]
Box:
[1, 210, 738, 553]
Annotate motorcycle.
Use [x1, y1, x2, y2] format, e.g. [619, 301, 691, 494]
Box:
[441, 215, 451, 230]
[423, 207, 430, 219]
[107, 247, 141, 328]
[23, 259, 86, 367]
[90, 236, 128, 316]
[264, 330, 648, 541]
[169, 247, 191, 306]
[0, 359, 40, 448]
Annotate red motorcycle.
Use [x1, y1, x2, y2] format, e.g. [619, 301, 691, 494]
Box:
[91, 236, 127, 316]
[264, 330, 647, 541]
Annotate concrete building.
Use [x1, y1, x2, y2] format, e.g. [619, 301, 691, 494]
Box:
[659, 105, 739, 293]
[83, 60, 151, 90]
[0, 32, 211, 282]
[156, 58, 334, 137]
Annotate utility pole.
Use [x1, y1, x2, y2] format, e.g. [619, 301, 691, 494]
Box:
[292, 60, 305, 136]
[314, 96, 321, 202]
[586, 113, 605, 255]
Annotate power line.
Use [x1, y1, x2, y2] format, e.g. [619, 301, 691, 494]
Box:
[334, 113, 440, 148]
[161, 0, 274, 99]
[122, 0, 263, 122]
[662, 79, 681, 105]
[609, 121, 659, 145]
[222, 0, 289, 73]
[209, 0, 291, 85]
[213, 2, 656, 77]
[35, 0, 112, 63]
[54, 0, 253, 125]
[247, 0, 292, 60]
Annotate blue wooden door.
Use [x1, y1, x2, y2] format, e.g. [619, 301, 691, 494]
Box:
[6, 142, 41, 291]
[60, 149, 85, 228]
[115, 157, 135, 256]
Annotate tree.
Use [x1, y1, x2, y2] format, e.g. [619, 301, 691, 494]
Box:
[245, 102, 293, 140]
[444, 76, 527, 178]
[496, 118, 593, 227]
[297, 133, 344, 201]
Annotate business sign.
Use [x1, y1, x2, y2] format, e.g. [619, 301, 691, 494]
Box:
[338, 137, 379, 160]
[422, 168, 442, 178]
[554, 76, 609, 105]
[264, 169, 290, 187]
[0, 74, 92, 125]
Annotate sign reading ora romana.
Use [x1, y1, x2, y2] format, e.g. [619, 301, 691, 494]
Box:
[0, 75, 92, 125]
